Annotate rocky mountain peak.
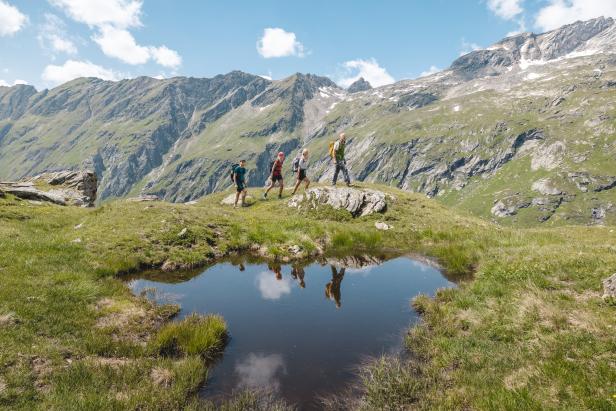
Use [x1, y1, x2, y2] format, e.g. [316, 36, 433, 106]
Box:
[347, 77, 372, 93]
[451, 16, 616, 80]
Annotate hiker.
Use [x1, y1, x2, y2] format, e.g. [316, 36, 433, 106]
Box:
[325, 266, 345, 308]
[291, 263, 306, 288]
[268, 262, 283, 280]
[291, 148, 310, 195]
[232, 159, 248, 208]
[263, 152, 285, 199]
[331, 132, 351, 186]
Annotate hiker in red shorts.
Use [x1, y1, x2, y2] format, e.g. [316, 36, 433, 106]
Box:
[263, 152, 285, 199]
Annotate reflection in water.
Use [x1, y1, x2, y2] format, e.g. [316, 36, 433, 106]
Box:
[257, 271, 292, 300]
[235, 353, 287, 391]
[325, 266, 346, 308]
[268, 262, 282, 280]
[291, 264, 306, 288]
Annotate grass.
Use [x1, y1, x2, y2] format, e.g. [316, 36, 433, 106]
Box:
[0, 183, 615, 409]
[151, 314, 227, 358]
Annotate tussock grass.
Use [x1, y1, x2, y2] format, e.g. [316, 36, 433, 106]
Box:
[151, 314, 227, 358]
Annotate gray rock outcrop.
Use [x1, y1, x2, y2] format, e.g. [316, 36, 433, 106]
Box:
[347, 77, 372, 93]
[0, 170, 97, 206]
[288, 187, 388, 217]
[603, 273, 616, 300]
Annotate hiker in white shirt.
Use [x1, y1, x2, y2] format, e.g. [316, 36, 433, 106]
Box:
[291, 149, 311, 195]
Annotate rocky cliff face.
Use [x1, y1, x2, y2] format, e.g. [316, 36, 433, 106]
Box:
[1, 18, 615, 225]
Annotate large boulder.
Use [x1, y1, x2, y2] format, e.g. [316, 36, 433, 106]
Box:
[0, 170, 97, 207]
[288, 186, 389, 217]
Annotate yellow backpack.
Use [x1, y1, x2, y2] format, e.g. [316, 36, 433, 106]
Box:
[328, 141, 336, 159]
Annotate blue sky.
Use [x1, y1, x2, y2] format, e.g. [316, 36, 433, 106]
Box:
[1, 0, 615, 89]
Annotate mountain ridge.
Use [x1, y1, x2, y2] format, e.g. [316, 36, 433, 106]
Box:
[1, 17, 615, 225]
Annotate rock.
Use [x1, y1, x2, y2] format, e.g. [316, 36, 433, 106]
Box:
[288, 245, 301, 254]
[288, 187, 388, 217]
[127, 194, 160, 202]
[220, 193, 255, 206]
[602, 273, 616, 300]
[71, 238, 82, 243]
[491, 200, 519, 217]
[531, 141, 566, 171]
[177, 228, 188, 238]
[0, 186, 67, 205]
[531, 178, 562, 195]
[375, 222, 391, 230]
[591, 203, 613, 224]
[0, 170, 97, 207]
[347, 77, 372, 93]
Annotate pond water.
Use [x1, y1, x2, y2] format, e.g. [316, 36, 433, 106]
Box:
[129, 255, 455, 409]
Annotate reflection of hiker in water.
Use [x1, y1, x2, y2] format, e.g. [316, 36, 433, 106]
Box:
[325, 266, 345, 308]
[239, 263, 245, 272]
[291, 264, 306, 288]
[268, 262, 282, 280]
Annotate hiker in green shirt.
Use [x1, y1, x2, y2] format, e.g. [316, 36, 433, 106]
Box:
[332, 132, 351, 186]
[233, 159, 248, 208]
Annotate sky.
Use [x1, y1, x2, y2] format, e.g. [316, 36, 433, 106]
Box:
[1, 0, 616, 89]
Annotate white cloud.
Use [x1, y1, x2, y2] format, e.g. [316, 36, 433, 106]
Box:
[93, 25, 150, 65]
[338, 58, 394, 88]
[0, 0, 27, 36]
[0, 79, 28, 87]
[149, 45, 182, 69]
[50, 0, 142, 28]
[235, 353, 286, 391]
[487, 0, 524, 20]
[38, 14, 77, 55]
[256, 271, 292, 300]
[92, 26, 181, 68]
[459, 39, 482, 56]
[535, 0, 616, 32]
[419, 65, 441, 77]
[257, 27, 305, 58]
[42, 59, 120, 85]
[52, 0, 181, 69]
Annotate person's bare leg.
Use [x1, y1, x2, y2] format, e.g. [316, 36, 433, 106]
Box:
[234, 191, 240, 207]
[292, 179, 301, 195]
[304, 178, 310, 190]
[278, 181, 284, 198]
[241, 190, 247, 206]
[264, 180, 274, 196]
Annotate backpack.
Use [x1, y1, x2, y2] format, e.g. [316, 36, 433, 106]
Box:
[291, 156, 300, 172]
[328, 141, 336, 159]
[230, 163, 239, 182]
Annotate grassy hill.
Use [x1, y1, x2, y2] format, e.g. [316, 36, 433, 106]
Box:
[1, 184, 614, 409]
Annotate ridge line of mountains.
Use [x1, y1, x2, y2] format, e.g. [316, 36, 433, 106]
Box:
[1, 17, 616, 226]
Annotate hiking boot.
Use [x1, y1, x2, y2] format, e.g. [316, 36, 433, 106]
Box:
[263, 192, 268, 199]
[278, 194, 282, 199]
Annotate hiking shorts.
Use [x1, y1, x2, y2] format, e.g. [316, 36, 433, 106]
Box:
[236, 183, 246, 192]
[271, 174, 283, 183]
[298, 169, 307, 181]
